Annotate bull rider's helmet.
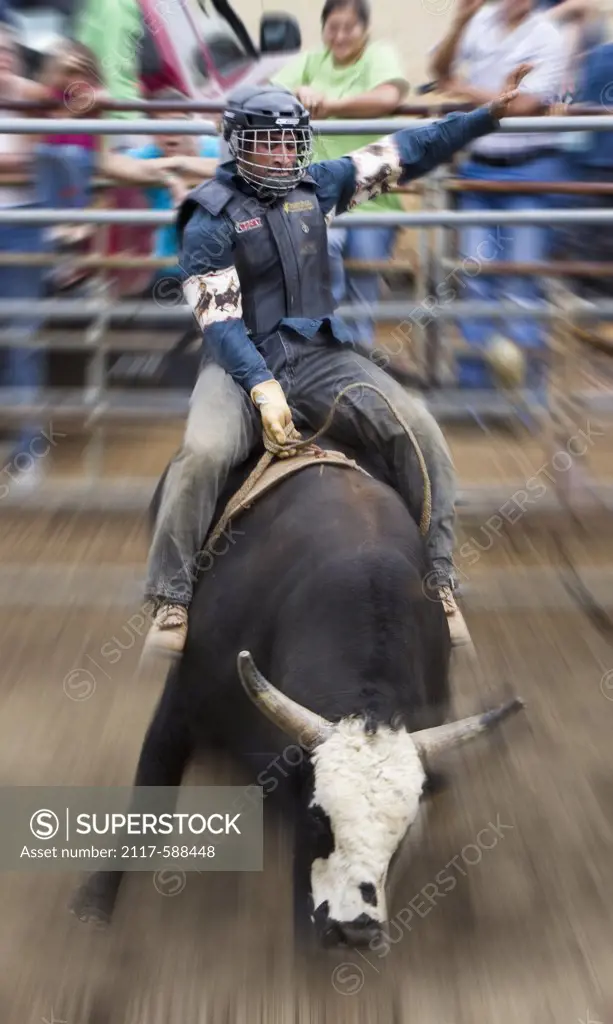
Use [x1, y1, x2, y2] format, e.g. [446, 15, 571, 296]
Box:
[222, 84, 313, 199]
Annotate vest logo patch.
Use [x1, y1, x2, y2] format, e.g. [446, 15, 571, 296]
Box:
[235, 217, 262, 233]
[283, 200, 314, 214]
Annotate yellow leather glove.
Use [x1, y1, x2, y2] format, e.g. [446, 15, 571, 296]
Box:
[250, 379, 301, 455]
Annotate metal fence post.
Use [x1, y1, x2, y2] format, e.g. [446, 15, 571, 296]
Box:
[83, 277, 112, 483]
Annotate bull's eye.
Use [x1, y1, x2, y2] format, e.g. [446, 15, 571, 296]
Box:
[359, 882, 377, 907]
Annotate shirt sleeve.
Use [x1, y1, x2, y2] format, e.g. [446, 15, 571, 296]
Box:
[519, 25, 567, 101]
[180, 207, 274, 394]
[272, 52, 312, 90]
[198, 136, 221, 158]
[449, 13, 479, 74]
[308, 158, 358, 219]
[327, 106, 499, 212]
[124, 145, 158, 160]
[361, 42, 410, 94]
[75, 0, 141, 106]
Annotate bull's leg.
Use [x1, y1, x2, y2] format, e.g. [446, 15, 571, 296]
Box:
[292, 813, 315, 954]
[70, 671, 193, 925]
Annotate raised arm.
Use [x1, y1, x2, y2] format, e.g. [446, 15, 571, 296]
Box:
[311, 65, 532, 214]
[443, 72, 546, 116]
[180, 208, 299, 448]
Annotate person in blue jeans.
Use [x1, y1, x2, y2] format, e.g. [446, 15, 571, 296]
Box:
[429, 0, 566, 394]
[326, 222, 397, 347]
[0, 24, 51, 490]
[453, 151, 563, 394]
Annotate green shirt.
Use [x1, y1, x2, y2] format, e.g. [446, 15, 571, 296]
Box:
[74, 0, 142, 120]
[273, 41, 409, 213]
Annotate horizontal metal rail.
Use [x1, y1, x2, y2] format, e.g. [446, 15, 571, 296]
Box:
[0, 252, 417, 273]
[0, 97, 608, 116]
[4, 207, 613, 226]
[1, 173, 607, 198]
[2, 115, 613, 135]
[0, 386, 609, 424]
[0, 329, 179, 350]
[0, 253, 177, 267]
[0, 98, 464, 116]
[0, 562, 612, 610]
[446, 179, 613, 194]
[0, 171, 423, 195]
[439, 259, 613, 277]
[1, 479, 612, 521]
[0, 299, 612, 322]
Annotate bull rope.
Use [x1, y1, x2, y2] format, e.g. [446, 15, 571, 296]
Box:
[203, 382, 432, 556]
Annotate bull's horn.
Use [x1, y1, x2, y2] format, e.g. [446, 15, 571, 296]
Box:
[237, 651, 334, 751]
[411, 698, 525, 759]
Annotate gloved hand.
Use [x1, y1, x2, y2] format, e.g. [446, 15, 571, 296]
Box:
[250, 379, 302, 456]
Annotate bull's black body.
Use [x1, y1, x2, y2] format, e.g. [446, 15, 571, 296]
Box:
[149, 435, 450, 755]
[71, 431, 452, 940]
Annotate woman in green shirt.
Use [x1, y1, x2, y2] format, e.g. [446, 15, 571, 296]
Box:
[273, 0, 409, 347]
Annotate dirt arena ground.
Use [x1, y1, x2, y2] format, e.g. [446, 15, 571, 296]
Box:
[1, 422, 613, 1024]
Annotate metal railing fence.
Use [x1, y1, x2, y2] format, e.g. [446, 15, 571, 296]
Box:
[0, 112, 611, 510]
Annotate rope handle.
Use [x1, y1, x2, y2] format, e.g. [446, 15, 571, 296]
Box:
[204, 381, 432, 557]
[264, 382, 431, 536]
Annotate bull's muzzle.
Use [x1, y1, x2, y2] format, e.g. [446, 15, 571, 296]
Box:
[314, 906, 382, 949]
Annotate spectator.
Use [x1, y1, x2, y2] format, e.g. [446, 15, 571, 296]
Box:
[551, 40, 613, 302]
[0, 23, 49, 490]
[100, 89, 221, 388]
[35, 41, 107, 250]
[121, 88, 221, 294]
[541, 0, 606, 95]
[73, 0, 142, 148]
[273, 0, 409, 348]
[429, 0, 566, 393]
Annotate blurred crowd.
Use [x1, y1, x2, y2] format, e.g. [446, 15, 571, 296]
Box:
[0, 0, 612, 482]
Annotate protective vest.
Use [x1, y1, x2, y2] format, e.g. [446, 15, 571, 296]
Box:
[177, 172, 334, 337]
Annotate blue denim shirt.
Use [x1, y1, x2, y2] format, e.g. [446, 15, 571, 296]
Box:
[180, 106, 498, 393]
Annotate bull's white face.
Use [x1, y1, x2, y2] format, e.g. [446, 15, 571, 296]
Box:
[307, 718, 427, 944]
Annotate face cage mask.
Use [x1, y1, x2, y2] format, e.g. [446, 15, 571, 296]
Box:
[229, 127, 313, 199]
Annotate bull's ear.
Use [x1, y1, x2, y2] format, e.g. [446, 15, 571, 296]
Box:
[237, 651, 334, 751]
[411, 698, 525, 759]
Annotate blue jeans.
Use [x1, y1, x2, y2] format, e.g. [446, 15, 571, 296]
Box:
[455, 154, 565, 390]
[328, 225, 397, 348]
[146, 330, 457, 604]
[0, 217, 47, 457]
[34, 144, 95, 210]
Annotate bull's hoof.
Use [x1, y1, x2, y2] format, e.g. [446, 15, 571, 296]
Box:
[69, 872, 121, 926]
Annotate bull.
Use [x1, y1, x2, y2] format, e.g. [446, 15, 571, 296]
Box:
[71, 420, 523, 950]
